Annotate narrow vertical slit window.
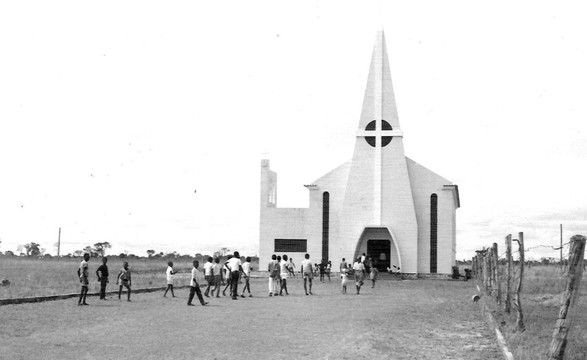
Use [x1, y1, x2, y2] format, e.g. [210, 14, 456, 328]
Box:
[430, 193, 438, 273]
[322, 192, 330, 262]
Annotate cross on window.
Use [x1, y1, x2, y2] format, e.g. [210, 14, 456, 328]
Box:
[357, 120, 403, 148]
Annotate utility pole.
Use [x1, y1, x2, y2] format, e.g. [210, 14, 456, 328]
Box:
[57, 227, 61, 257]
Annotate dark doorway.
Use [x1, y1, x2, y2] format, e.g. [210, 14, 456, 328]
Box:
[367, 239, 391, 271]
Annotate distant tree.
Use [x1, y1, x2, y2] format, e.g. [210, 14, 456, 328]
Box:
[5, 250, 14, 257]
[43, 253, 52, 258]
[146, 249, 155, 258]
[119, 253, 127, 258]
[92, 242, 111, 257]
[24, 242, 41, 257]
[73, 250, 83, 257]
[165, 251, 178, 259]
[83, 246, 98, 257]
[16, 245, 24, 254]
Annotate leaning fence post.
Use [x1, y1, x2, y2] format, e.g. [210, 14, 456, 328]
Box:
[547, 235, 586, 360]
[492, 243, 501, 304]
[505, 234, 512, 313]
[514, 232, 525, 331]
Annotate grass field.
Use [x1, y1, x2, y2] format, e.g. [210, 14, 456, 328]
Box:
[0, 256, 260, 299]
[480, 264, 587, 360]
[0, 276, 502, 360]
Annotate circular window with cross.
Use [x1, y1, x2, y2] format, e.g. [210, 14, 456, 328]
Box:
[361, 120, 401, 147]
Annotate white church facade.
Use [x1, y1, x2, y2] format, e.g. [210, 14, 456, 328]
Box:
[259, 31, 460, 275]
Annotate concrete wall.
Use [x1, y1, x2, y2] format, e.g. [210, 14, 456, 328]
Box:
[407, 158, 457, 275]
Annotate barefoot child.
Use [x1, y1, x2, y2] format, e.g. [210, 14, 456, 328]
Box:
[212, 257, 222, 298]
[370, 267, 379, 288]
[96, 257, 109, 300]
[222, 254, 233, 297]
[117, 261, 132, 301]
[340, 265, 349, 294]
[163, 261, 177, 297]
[240, 256, 253, 298]
[203, 256, 214, 297]
[301, 253, 314, 296]
[77, 253, 90, 305]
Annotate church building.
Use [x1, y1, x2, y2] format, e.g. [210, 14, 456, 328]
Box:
[259, 31, 460, 275]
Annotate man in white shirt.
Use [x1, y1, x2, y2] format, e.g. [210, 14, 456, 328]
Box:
[301, 253, 314, 296]
[203, 256, 214, 297]
[225, 251, 244, 300]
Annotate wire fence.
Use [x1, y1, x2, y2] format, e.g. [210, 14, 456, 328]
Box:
[471, 233, 586, 360]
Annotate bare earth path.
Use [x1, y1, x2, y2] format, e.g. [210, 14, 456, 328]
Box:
[0, 277, 502, 360]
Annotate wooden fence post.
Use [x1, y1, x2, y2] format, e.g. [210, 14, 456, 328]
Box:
[547, 234, 586, 360]
[483, 250, 489, 291]
[505, 234, 512, 314]
[492, 243, 501, 304]
[514, 232, 525, 331]
[485, 250, 492, 294]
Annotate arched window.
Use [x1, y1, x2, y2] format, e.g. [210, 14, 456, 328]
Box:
[430, 193, 438, 273]
[322, 192, 330, 261]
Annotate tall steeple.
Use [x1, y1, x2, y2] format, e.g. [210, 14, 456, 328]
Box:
[338, 30, 419, 273]
[357, 30, 401, 133]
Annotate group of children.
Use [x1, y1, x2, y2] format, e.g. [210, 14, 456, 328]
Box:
[78, 252, 380, 306]
[78, 253, 133, 306]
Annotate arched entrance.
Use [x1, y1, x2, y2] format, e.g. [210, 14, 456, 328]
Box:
[354, 227, 401, 272]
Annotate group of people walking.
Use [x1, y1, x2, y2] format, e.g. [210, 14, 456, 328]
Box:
[77, 251, 380, 307]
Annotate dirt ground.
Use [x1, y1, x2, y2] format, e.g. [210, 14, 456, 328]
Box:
[0, 276, 502, 360]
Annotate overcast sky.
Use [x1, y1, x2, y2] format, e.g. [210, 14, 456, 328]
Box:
[1, 1, 585, 261]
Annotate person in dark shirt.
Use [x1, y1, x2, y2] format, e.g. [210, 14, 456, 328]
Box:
[96, 257, 109, 300]
[318, 260, 327, 282]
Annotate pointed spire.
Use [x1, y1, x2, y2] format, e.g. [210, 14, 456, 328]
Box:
[358, 30, 401, 131]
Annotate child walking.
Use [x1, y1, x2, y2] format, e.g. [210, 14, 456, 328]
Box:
[163, 261, 177, 297]
[222, 254, 233, 297]
[212, 257, 222, 298]
[240, 256, 253, 298]
[117, 261, 132, 301]
[279, 254, 290, 296]
[203, 256, 214, 297]
[370, 267, 379, 288]
[188, 260, 208, 306]
[340, 265, 349, 294]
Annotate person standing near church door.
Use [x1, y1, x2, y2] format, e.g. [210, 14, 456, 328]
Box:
[340, 258, 347, 273]
[353, 257, 366, 295]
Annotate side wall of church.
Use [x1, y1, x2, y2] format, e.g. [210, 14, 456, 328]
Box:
[311, 162, 351, 264]
[407, 158, 456, 274]
[259, 160, 323, 266]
